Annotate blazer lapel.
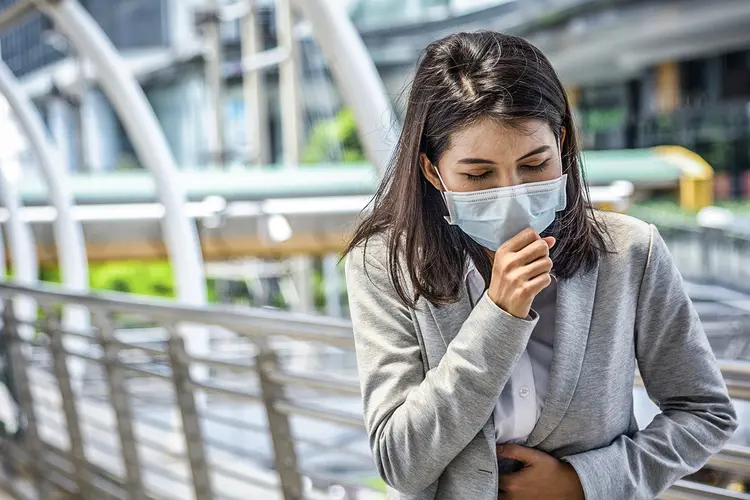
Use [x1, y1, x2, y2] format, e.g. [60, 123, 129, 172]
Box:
[426, 282, 474, 348]
[525, 259, 600, 448]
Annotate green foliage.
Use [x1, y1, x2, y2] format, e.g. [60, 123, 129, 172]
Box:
[303, 108, 366, 164]
[361, 476, 387, 493]
[627, 200, 699, 227]
[312, 264, 326, 312]
[89, 261, 176, 297]
[583, 107, 626, 131]
[39, 267, 61, 283]
[39, 261, 218, 303]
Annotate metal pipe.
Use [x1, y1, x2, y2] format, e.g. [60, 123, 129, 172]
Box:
[0, 281, 355, 344]
[242, 47, 289, 74]
[659, 480, 750, 500]
[705, 443, 750, 476]
[268, 370, 360, 396]
[35, 0, 209, 359]
[274, 400, 364, 429]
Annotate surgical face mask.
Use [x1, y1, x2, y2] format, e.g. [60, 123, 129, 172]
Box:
[434, 168, 568, 251]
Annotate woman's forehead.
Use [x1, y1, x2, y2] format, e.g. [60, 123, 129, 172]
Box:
[442, 118, 556, 163]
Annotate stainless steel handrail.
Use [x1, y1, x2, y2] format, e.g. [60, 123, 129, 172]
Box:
[0, 282, 748, 500]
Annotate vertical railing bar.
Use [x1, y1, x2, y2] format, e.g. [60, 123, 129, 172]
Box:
[2, 301, 56, 499]
[254, 338, 303, 500]
[0, 444, 29, 500]
[93, 310, 147, 500]
[164, 326, 214, 500]
[44, 307, 92, 499]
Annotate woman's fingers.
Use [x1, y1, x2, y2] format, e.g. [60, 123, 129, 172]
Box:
[523, 270, 553, 297]
[514, 238, 550, 266]
[500, 228, 540, 253]
[518, 257, 553, 280]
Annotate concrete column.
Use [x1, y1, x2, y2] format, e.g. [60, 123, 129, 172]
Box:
[289, 255, 314, 314]
[46, 96, 76, 173]
[80, 89, 119, 172]
[323, 253, 342, 318]
[276, 0, 303, 166]
[148, 75, 206, 169]
[242, 0, 271, 166]
[288, 255, 316, 373]
[203, 0, 225, 166]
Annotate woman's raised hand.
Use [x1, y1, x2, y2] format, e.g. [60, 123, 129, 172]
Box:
[486, 228, 555, 319]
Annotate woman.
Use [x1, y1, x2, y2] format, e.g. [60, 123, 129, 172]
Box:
[344, 32, 737, 500]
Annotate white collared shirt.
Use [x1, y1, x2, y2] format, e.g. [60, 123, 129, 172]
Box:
[466, 266, 556, 444]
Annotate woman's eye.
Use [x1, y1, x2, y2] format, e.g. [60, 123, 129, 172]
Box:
[464, 171, 491, 182]
[522, 160, 550, 173]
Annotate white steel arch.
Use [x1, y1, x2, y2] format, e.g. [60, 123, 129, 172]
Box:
[291, 0, 399, 175]
[35, 2, 208, 316]
[0, 61, 89, 337]
[0, 165, 38, 333]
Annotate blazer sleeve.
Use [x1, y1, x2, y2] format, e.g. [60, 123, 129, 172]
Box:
[346, 242, 538, 494]
[563, 225, 738, 500]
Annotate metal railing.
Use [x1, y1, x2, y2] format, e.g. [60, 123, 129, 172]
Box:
[0, 281, 748, 500]
[658, 224, 750, 295]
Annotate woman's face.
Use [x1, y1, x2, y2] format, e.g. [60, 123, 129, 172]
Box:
[421, 117, 564, 193]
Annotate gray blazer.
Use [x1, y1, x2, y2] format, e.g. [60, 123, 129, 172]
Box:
[345, 212, 737, 500]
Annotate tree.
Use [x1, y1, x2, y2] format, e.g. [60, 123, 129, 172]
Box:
[303, 108, 365, 164]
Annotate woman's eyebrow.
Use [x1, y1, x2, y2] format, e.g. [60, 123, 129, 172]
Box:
[457, 157, 496, 165]
[516, 145, 551, 162]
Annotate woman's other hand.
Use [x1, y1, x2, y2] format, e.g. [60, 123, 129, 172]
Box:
[496, 444, 584, 500]
[486, 229, 555, 319]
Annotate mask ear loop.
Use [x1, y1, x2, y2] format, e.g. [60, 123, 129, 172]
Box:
[433, 166, 448, 195]
[433, 166, 456, 224]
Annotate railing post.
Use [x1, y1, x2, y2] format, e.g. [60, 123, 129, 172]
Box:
[166, 333, 214, 500]
[700, 227, 712, 282]
[2, 301, 55, 498]
[44, 307, 92, 499]
[255, 343, 303, 500]
[92, 311, 146, 500]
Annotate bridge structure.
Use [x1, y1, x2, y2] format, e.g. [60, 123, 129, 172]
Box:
[0, 1, 747, 500]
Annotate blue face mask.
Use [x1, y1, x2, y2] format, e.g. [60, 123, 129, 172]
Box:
[435, 168, 568, 251]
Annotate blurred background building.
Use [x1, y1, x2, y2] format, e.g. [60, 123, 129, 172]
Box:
[4, 0, 748, 190]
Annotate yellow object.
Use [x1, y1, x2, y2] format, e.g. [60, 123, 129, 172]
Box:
[655, 62, 681, 113]
[654, 146, 714, 212]
[566, 86, 580, 107]
[727, 481, 746, 493]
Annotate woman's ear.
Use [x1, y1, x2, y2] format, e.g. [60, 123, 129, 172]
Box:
[559, 126, 567, 152]
[419, 153, 444, 192]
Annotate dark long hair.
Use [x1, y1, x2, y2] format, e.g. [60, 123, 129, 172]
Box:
[345, 31, 608, 307]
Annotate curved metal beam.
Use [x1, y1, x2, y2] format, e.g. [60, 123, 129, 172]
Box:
[290, 0, 399, 175]
[0, 61, 90, 336]
[0, 164, 38, 333]
[35, 1, 208, 310]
